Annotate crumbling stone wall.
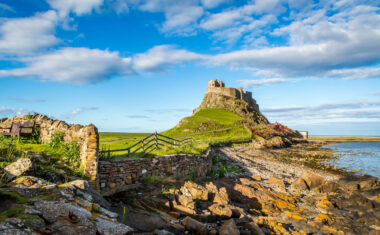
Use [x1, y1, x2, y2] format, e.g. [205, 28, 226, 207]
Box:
[0, 114, 99, 189]
[98, 149, 212, 196]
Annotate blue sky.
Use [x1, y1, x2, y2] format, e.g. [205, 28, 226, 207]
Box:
[0, 0, 380, 135]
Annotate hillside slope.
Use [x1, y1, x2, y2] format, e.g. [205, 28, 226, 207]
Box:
[162, 108, 252, 142]
[193, 90, 269, 125]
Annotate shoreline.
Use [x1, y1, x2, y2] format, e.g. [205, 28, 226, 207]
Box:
[309, 136, 380, 143]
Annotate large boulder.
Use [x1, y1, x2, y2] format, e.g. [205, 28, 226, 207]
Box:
[268, 176, 286, 188]
[213, 187, 230, 205]
[124, 210, 167, 232]
[265, 136, 286, 148]
[208, 204, 232, 218]
[182, 181, 208, 200]
[292, 172, 326, 190]
[183, 216, 208, 235]
[178, 194, 195, 209]
[219, 219, 239, 235]
[339, 174, 379, 191]
[96, 218, 134, 235]
[3, 158, 34, 182]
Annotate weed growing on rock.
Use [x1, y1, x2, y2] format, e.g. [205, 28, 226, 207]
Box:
[207, 154, 242, 179]
[49, 131, 80, 165]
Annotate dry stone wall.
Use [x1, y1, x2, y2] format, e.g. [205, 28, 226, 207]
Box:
[98, 149, 213, 196]
[0, 114, 99, 189]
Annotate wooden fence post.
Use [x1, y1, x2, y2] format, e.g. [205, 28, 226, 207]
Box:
[142, 140, 145, 155]
[155, 131, 158, 149]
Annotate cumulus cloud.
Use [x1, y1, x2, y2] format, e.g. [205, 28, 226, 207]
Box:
[131, 45, 205, 72]
[61, 106, 98, 119]
[0, 107, 30, 117]
[13, 98, 45, 103]
[370, 91, 380, 96]
[0, 3, 14, 12]
[262, 101, 380, 123]
[239, 78, 294, 87]
[199, 3, 277, 44]
[144, 108, 192, 114]
[326, 67, 380, 80]
[138, 0, 204, 35]
[0, 11, 60, 55]
[0, 47, 133, 84]
[201, 0, 230, 9]
[127, 115, 150, 119]
[47, 0, 104, 16]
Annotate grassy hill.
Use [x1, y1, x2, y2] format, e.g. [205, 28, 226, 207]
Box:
[163, 108, 252, 143]
[98, 108, 253, 158]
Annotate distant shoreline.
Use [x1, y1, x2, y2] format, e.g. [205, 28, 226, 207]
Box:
[309, 136, 380, 142]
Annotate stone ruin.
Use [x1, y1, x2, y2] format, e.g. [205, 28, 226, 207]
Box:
[207, 79, 260, 111]
[195, 79, 269, 124]
[0, 114, 99, 189]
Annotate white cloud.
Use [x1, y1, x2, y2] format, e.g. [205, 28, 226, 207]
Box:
[207, 35, 380, 78]
[262, 101, 380, 124]
[61, 106, 98, 119]
[200, 3, 278, 44]
[0, 107, 30, 117]
[200, 7, 249, 30]
[0, 47, 133, 84]
[0, 11, 60, 55]
[326, 67, 380, 80]
[239, 78, 294, 87]
[131, 45, 205, 72]
[251, 0, 285, 14]
[138, 0, 204, 35]
[0, 3, 14, 12]
[370, 91, 380, 96]
[47, 0, 104, 16]
[201, 0, 230, 9]
[13, 98, 45, 103]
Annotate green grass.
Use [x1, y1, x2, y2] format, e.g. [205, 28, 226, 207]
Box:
[99, 132, 150, 142]
[0, 190, 29, 204]
[0, 208, 24, 222]
[99, 109, 253, 159]
[162, 108, 252, 141]
[99, 133, 152, 158]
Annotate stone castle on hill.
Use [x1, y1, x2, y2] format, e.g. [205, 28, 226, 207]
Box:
[206, 79, 260, 112]
[194, 79, 268, 124]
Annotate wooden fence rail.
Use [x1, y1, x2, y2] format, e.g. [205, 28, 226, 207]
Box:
[99, 132, 194, 160]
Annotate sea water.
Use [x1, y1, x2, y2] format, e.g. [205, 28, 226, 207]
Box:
[323, 142, 380, 178]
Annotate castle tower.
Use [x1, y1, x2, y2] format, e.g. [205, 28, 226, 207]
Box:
[196, 79, 269, 124]
[208, 79, 225, 88]
[238, 87, 243, 100]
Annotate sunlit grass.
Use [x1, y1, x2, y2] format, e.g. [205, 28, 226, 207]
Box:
[99, 109, 253, 159]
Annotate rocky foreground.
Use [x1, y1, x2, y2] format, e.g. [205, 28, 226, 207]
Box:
[1, 142, 380, 234]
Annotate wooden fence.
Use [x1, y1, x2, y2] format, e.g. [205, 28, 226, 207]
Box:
[99, 132, 193, 160]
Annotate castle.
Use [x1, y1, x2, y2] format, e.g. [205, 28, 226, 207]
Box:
[206, 79, 257, 108]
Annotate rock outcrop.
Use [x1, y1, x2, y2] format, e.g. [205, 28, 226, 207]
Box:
[0, 178, 133, 235]
[3, 158, 34, 182]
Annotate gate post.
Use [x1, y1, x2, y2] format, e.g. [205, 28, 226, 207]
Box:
[155, 131, 158, 149]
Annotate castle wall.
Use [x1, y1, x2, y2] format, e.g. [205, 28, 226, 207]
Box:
[206, 87, 239, 99]
[206, 86, 255, 106]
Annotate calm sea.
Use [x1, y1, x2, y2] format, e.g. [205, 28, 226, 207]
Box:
[323, 142, 380, 178]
